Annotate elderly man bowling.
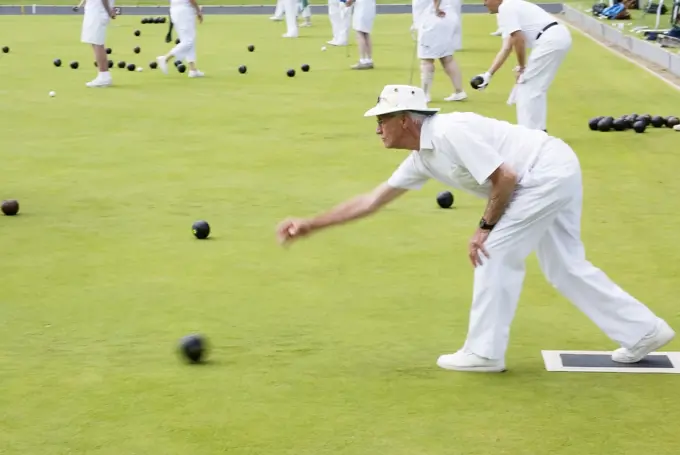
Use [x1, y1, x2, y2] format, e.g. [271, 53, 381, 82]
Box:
[276, 84, 675, 372]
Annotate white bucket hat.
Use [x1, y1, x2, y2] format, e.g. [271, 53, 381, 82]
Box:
[364, 84, 440, 117]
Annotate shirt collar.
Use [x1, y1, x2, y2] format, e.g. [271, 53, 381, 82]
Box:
[419, 115, 435, 151]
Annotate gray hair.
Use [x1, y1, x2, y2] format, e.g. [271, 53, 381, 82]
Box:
[406, 111, 429, 125]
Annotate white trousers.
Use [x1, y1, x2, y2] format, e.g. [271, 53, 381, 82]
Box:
[463, 138, 659, 360]
[284, 0, 299, 35]
[515, 24, 571, 130]
[328, 0, 352, 44]
[274, 0, 285, 17]
[300, 0, 312, 19]
[169, 5, 198, 63]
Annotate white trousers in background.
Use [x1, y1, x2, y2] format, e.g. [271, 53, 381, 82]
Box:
[169, 5, 198, 62]
[450, 0, 462, 50]
[463, 138, 659, 360]
[81, 10, 111, 45]
[352, 0, 376, 33]
[284, 0, 299, 35]
[300, 0, 312, 19]
[273, 0, 285, 17]
[514, 24, 571, 131]
[328, 0, 352, 44]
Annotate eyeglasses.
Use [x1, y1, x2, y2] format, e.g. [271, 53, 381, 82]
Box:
[376, 113, 399, 126]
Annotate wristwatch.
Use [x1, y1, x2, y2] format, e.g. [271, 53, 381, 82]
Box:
[479, 218, 496, 231]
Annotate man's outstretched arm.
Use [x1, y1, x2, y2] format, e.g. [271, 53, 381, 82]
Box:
[276, 183, 408, 245]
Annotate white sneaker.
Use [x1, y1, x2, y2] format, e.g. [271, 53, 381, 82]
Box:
[611, 318, 675, 363]
[282, 33, 298, 38]
[327, 40, 347, 46]
[188, 70, 204, 78]
[156, 56, 168, 75]
[491, 29, 502, 36]
[437, 349, 506, 373]
[270, 15, 283, 21]
[299, 21, 312, 27]
[444, 91, 468, 101]
[85, 76, 112, 87]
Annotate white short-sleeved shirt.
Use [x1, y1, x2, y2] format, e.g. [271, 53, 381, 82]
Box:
[170, 0, 192, 7]
[387, 112, 549, 199]
[497, 0, 557, 49]
[85, 0, 115, 15]
[412, 0, 454, 27]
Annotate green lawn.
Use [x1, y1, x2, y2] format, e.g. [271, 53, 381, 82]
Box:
[1, 12, 680, 455]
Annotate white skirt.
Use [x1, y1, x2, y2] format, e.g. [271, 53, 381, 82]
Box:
[81, 11, 110, 45]
[352, 0, 376, 33]
[417, 14, 457, 59]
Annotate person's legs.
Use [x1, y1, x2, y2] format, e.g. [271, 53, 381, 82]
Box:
[81, 12, 112, 87]
[440, 55, 467, 101]
[420, 59, 435, 102]
[93, 44, 109, 74]
[283, 0, 299, 37]
[351, 30, 373, 68]
[157, 7, 200, 75]
[515, 26, 571, 130]
[350, 0, 375, 69]
[327, 0, 340, 43]
[336, 4, 352, 45]
[438, 141, 581, 372]
[536, 165, 673, 363]
[271, 0, 285, 20]
[299, 0, 312, 26]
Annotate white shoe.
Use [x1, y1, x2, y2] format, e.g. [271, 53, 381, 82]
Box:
[299, 21, 312, 27]
[85, 76, 112, 87]
[156, 56, 168, 75]
[188, 70, 204, 78]
[491, 29, 502, 36]
[270, 15, 283, 21]
[444, 91, 468, 101]
[437, 349, 506, 373]
[611, 318, 675, 363]
[327, 40, 347, 46]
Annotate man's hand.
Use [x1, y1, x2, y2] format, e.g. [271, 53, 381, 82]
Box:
[275, 183, 408, 248]
[436, 8, 446, 17]
[109, 9, 116, 19]
[277, 218, 313, 246]
[469, 228, 491, 267]
[513, 65, 525, 83]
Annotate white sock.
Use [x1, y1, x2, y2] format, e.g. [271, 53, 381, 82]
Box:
[421, 69, 434, 97]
